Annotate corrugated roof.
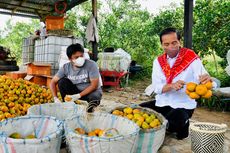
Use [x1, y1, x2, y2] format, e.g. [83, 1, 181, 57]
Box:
[0, 0, 88, 19]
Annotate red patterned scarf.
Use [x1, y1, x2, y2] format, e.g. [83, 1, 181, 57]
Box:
[158, 48, 199, 84]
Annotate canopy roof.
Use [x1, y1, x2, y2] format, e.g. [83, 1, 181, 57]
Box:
[0, 0, 87, 19]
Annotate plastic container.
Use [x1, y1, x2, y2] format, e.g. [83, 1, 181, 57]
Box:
[22, 37, 35, 64]
[34, 36, 83, 75]
[46, 16, 64, 30]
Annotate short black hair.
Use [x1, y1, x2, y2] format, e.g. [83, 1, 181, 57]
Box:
[66, 43, 84, 58]
[159, 27, 181, 43]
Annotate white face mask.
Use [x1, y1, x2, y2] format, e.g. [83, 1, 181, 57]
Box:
[73, 57, 85, 67]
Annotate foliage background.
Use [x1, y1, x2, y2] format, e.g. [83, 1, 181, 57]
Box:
[0, 0, 229, 86]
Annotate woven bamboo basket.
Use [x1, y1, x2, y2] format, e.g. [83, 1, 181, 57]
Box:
[190, 122, 228, 153]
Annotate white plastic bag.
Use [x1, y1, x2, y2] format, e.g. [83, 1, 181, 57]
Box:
[97, 49, 131, 72]
[0, 116, 63, 153]
[114, 48, 131, 72]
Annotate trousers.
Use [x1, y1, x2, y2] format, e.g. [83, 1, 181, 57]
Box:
[58, 77, 102, 112]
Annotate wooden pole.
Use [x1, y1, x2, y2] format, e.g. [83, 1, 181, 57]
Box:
[92, 0, 98, 61]
[184, 0, 193, 49]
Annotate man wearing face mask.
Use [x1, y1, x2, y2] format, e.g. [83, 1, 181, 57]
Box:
[50, 43, 102, 112]
[140, 28, 213, 139]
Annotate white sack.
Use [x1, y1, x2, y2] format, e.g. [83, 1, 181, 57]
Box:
[64, 113, 140, 153]
[27, 102, 86, 121]
[0, 116, 63, 153]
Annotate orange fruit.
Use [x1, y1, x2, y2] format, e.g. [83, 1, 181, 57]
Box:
[126, 114, 134, 120]
[133, 109, 141, 114]
[112, 110, 120, 115]
[205, 81, 213, 90]
[123, 107, 133, 114]
[202, 90, 212, 99]
[8, 102, 15, 108]
[27, 90, 32, 94]
[195, 85, 208, 96]
[136, 116, 145, 122]
[75, 128, 85, 135]
[1, 106, 9, 112]
[88, 131, 96, 137]
[64, 96, 72, 102]
[185, 89, 190, 95]
[186, 82, 197, 92]
[98, 130, 104, 137]
[189, 92, 200, 99]
[94, 129, 102, 136]
[4, 112, 11, 118]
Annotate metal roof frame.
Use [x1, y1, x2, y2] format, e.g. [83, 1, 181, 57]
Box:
[0, 0, 88, 19]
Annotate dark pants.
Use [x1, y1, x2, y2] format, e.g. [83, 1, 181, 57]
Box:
[139, 100, 194, 139]
[58, 78, 102, 112]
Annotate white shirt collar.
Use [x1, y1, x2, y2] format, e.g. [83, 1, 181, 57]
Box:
[167, 53, 179, 60]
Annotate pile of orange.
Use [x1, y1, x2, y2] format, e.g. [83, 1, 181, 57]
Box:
[112, 107, 161, 129]
[186, 81, 213, 99]
[75, 127, 105, 137]
[0, 75, 53, 121]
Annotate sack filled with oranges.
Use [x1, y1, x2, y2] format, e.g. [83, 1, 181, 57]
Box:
[111, 106, 167, 153]
[186, 81, 213, 99]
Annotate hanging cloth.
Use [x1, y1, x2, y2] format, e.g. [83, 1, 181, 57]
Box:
[86, 15, 99, 43]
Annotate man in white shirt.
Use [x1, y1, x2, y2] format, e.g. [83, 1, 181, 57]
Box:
[140, 28, 212, 139]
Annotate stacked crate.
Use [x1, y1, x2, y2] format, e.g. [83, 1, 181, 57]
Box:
[24, 62, 52, 86]
[22, 37, 36, 64]
[34, 36, 83, 75]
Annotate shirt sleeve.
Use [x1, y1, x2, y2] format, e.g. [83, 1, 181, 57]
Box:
[191, 59, 209, 83]
[56, 65, 66, 78]
[152, 59, 165, 94]
[88, 61, 100, 79]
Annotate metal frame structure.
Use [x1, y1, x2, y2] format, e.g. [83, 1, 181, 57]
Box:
[0, 0, 87, 19]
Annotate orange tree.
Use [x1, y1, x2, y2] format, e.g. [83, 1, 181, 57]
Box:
[193, 0, 230, 87]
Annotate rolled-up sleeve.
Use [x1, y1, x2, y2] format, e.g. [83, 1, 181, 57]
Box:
[152, 59, 165, 94]
[191, 59, 208, 83]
